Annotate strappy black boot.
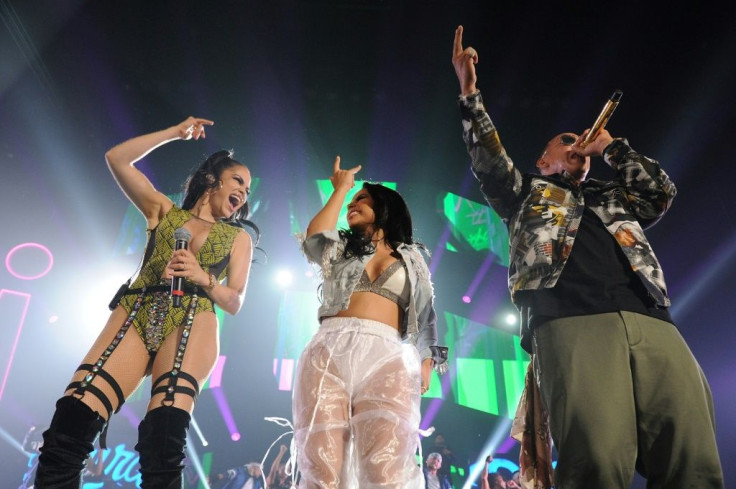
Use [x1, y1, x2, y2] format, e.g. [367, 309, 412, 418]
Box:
[34, 396, 106, 489]
[135, 406, 191, 489]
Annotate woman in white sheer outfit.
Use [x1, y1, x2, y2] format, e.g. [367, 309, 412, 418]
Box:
[294, 157, 447, 488]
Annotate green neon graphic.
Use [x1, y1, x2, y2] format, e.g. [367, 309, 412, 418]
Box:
[444, 311, 529, 418]
[440, 192, 509, 266]
[457, 357, 499, 415]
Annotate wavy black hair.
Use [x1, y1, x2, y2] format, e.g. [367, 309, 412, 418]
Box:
[340, 182, 419, 258]
[181, 149, 260, 243]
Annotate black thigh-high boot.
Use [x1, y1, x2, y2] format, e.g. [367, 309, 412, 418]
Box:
[34, 396, 107, 489]
[135, 406, 191, 489]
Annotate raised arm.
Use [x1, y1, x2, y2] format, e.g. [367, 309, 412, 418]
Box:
[479, 456, 492, 489]
[452, 25, 479, 96]
[105, 116, 213, 227]
[452, 27, 525, 220]
[266, 444, 288, 485]
[305, 156, 362, 237]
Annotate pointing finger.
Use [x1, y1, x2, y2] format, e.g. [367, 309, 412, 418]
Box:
[453, 25, 464, 57]
[333, 156, 341, 173]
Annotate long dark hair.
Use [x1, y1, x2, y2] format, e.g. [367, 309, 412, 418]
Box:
[340, 182, 416, 258]
[181, 150, 260, 242]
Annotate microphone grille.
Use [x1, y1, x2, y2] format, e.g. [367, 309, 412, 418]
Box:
[174, 227, 192, 242]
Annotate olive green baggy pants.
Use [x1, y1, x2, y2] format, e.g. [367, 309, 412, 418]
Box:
[532, 311, 723, 488]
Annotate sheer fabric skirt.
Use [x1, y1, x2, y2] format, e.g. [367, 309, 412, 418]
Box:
[293, 317, 423, 489]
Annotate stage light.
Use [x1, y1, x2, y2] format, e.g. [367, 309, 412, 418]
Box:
[78, 270, 134, 336]
[49, 315, 58, 323]
[461, 420, 514, 489]
[190, 415, 209, 447]
[504, 313, 517, 326]
[211, 388, 241, 444]
[184, 443, 212, 489]
[462, 254, 494, 307]
[275, 269, 293, 287]
[0, 418, 26, 455]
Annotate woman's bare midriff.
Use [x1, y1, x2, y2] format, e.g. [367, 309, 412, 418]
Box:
[331, 291, 403, 330]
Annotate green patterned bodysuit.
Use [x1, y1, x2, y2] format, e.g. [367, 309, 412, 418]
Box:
[118, 206, 241, 352]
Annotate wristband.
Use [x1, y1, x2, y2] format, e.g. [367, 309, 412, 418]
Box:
[206, 273, 217, 290]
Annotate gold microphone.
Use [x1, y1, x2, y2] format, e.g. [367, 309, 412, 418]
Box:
[581, 90, 623, 147]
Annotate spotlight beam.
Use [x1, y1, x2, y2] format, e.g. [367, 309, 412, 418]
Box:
[190, 414, 208, 447]
[211, 387, 241, 442]
[0, 425, 28, 456]
[461, 419, 514, 489]
[185, 440, 211, 489]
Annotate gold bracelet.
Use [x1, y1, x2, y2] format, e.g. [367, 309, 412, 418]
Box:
[207, 273, 217, 290]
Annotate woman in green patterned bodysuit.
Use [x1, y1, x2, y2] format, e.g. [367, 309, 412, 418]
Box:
[34, 116, 256, 488]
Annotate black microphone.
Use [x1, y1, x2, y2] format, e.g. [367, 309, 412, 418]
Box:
[581, 89, 623, 148]
[171, 227, 191, 308]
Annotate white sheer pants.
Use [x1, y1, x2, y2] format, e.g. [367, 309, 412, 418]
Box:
[293, 317, 424, 489]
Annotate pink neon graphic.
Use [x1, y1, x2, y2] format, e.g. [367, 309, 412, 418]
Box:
[5, 242, 54, 280]
[208, 355, 227, 389]
[278, 358, 295, 391]
[0, 290, 31, 401]
[273, 358, 295, 391]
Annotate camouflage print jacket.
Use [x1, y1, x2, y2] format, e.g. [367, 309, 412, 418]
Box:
[458, 91, 676, 309]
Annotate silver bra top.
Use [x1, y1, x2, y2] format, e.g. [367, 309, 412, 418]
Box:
[353, 259, 410, 309]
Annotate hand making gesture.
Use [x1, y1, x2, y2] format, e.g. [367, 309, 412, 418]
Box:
[329, 156, 362, 191]
[452, 25, 479, 96]
[306, 156, 362, 237]
[173, 116, 214, 141]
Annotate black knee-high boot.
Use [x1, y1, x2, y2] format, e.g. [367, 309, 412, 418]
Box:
[135, 406, 191, 489]
[34, 396, 107, 489]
